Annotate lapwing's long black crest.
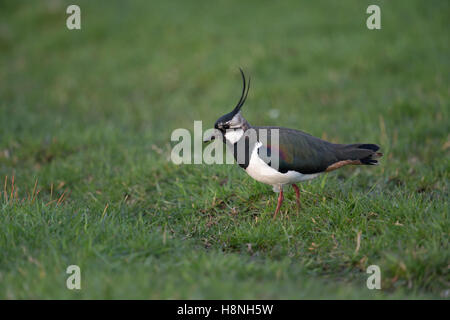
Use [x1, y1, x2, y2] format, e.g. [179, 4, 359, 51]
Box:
[230, 68, 250, 117]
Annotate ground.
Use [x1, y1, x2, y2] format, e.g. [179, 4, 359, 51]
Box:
[0, 0, 448, 299]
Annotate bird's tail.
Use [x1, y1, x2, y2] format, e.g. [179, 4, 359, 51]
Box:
[339, 143, 383, 165]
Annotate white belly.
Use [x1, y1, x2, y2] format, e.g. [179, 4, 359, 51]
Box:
[245, 142, 319, 191]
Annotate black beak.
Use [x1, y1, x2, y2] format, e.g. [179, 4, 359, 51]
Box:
[203, 129, 222, 143]
[203, 135, 215, 143]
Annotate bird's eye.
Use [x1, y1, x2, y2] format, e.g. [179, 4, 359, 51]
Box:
[222, 123, 230, 129]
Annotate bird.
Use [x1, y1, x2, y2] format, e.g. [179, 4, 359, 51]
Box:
[204, 69, 383, 219]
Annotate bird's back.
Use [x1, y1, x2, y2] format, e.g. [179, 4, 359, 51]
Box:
[252, 126, 380, 174]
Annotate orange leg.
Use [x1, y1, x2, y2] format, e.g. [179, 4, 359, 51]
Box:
[273, 188, 284, 219]
[292, 184, 301, 208]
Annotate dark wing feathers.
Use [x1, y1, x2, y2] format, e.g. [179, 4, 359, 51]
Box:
[254, 126, 380, 174]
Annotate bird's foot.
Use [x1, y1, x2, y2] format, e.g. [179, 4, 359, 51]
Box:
[273, 188, 284, 219]
[292, 184, 301, 209]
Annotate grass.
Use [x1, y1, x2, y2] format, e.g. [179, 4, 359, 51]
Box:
[0, 0, 448, 299]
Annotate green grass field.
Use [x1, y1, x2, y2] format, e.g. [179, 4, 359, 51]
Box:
[0, 0, 448, 299]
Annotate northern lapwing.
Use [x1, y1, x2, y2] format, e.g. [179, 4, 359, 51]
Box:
[204, 69, 382, 219]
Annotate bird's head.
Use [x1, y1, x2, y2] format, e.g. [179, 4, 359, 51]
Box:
[204, 69, 250, 143]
